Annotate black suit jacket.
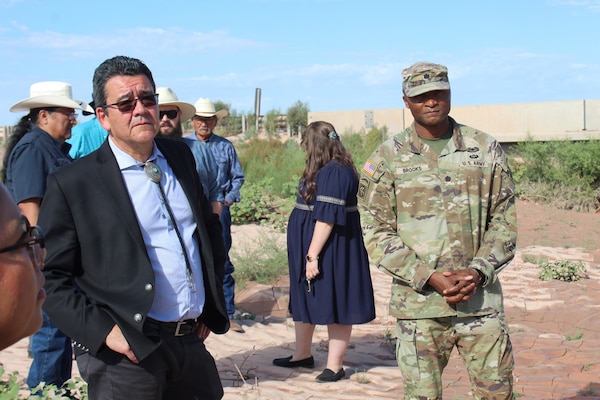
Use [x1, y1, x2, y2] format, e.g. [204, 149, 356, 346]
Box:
[39, 138, 229, 361]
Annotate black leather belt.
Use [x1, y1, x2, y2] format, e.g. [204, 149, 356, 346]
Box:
[145, 317, 200, 337]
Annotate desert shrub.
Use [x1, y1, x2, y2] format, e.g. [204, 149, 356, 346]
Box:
[364, 125, 389, 154]
[231, 234, 288, 286]
[510, 139, 600, 211]
[340, 126, 389, 170]
[0, 364, 88, 399]
[243, 126, 259, 140]
[230, 180, 275, 225]
[229, 179, 293, 229]
[538, 260, 587, 282]
[237, 138, 304, 199]
[340, 131, 366, 169]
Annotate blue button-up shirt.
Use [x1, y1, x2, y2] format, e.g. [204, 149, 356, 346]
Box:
[186, 132, 245, 205]
[109, 138, 205, 322]
[182, 137, 223, 203]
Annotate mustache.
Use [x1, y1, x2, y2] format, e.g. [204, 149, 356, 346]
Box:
[131, 116, 155, 126]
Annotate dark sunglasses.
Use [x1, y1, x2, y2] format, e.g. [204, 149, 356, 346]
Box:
[103, 93, 159, 113]
[0, 219, 46, 268]
[159, 110, 179, 120]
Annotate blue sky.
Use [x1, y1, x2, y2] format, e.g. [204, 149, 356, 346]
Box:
[0, 0, 599, 126]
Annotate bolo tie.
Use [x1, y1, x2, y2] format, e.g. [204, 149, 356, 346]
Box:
[144, 161, 196, 293]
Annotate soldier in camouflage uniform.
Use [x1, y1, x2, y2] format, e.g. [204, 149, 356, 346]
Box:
[357, 62, 516, 400]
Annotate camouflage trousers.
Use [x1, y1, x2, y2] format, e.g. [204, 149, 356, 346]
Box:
[395, 312, 514, 400]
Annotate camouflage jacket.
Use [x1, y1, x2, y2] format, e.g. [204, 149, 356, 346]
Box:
[357, 118, 517, 319]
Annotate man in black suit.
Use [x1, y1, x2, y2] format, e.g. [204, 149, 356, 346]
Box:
[39, 55, 229, 400]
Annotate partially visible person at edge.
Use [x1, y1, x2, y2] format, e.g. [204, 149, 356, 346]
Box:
[2, 81, 92, 390]
[357, 61, 516, 399]
[188, 98, 246, 333]
[0, 182, 46, 351]
[39, 55, 228, 399]
[156, 87, 223, 216]
[272, 121, 376, 383]
[66, 100, 108, 159]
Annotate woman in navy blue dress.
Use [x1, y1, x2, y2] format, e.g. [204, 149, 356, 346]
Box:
[273, 121, 375, 382]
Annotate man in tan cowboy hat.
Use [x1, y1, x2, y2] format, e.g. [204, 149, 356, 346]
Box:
[189, 98, 246, 333]
[156, 87, 223, 216]
[3, 80, 92, 390]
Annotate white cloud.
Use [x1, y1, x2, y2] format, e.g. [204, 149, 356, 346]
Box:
[0, 24, 268, 56]
[549, 0, 600, 11]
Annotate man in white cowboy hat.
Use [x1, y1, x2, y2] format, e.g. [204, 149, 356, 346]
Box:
[189, 98, 245, 333]
[2, 80, 92, 390]
[156, 87, 223, 216]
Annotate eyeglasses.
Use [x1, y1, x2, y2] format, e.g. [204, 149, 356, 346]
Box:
[159, 110, 179, 120]
[0, 221, 46, 269]
[103, 93, 159, 113]
[192, 116, 216, 123]
[48, 108, 78, 120]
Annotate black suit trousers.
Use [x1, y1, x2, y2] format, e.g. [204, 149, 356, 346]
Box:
[76, 331, 223, 400]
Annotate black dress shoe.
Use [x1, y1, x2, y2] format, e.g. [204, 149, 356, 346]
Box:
[315, 368, 345, 382]
[272, 355, 315, 368]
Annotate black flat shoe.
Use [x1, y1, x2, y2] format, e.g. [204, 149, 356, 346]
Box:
[272, 355, 315, 368]
[315, 368, 345, 382]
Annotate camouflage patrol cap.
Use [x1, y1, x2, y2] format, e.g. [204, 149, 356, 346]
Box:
[402, 62, 450, 97]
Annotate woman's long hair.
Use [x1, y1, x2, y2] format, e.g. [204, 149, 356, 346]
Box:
[1, 109, 42, 183]
[299, 121, 358, 203]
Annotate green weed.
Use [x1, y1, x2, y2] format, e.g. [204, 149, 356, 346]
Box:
[538, 260, 587, 282]
[0, 364, 88, 400]
[566, 330, 584, 341]
[231, 234, 288, 287]
[354, 369, 371, 384]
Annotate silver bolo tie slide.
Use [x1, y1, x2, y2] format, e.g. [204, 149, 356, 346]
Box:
[144, 161, 162, 183]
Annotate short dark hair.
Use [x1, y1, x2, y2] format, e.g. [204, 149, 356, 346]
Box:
[92, 56, 155, 109]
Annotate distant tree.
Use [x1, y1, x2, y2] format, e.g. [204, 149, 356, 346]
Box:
[287, 100, 309, 136]
[264, 108, 281, 136]
[182, 119, 193, 135]
[213, 100, 230, 115]
[212, 100, 241, 137]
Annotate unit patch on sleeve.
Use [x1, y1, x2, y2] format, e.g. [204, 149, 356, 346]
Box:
[357, 177, 370, 201]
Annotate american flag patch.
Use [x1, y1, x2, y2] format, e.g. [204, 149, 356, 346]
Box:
[362, 160, 377, 176]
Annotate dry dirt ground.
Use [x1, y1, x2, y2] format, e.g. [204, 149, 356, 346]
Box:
[1, 199, 600, 399]
[515, 199, 600, 252]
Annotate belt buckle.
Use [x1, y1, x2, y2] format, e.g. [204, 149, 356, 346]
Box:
[174, 321, 186, 336]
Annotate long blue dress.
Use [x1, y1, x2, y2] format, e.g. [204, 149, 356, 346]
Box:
[287, 161, 375, 325]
